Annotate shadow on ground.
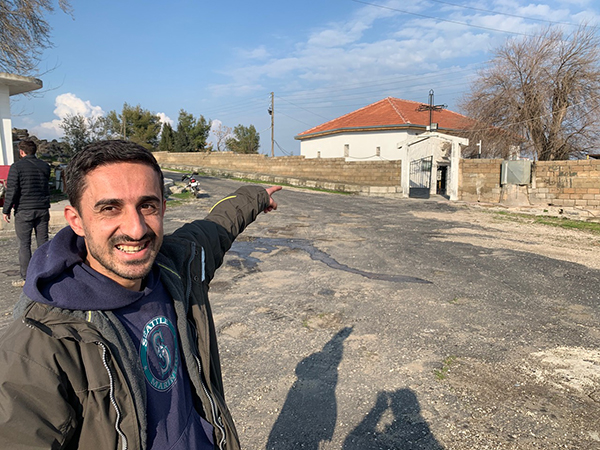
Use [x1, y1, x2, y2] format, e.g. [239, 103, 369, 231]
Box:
[266, 326, 443, 450]
[343, 389, 444, 450]
[266, 327, 352, 449]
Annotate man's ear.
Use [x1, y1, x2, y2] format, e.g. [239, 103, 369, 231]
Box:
[64, 206, 85, 237]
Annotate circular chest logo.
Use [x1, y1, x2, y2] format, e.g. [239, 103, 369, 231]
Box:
[140, 316, 180, 392]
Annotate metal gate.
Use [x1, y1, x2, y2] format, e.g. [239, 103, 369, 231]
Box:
[409, 156, 433, 198]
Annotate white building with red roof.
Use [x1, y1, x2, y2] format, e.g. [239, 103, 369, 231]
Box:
[295, 97, 472, 200]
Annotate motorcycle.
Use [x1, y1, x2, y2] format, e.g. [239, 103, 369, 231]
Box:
[181, 172, 202, 198]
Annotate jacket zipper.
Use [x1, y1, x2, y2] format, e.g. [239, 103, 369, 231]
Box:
[188, 316, 227, 449]
[186, 242, 227, 449]
[97, 341, 128, 450]
[194, 353, 227, 450]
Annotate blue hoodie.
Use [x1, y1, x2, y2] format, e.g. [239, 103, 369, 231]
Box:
[24, 226, 215, 449]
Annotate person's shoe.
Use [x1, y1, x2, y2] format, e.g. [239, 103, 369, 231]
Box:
[11, 279, 25, 288]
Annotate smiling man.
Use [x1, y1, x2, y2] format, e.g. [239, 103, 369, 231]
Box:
[65, 161, 166, 290]
[0, 140, 280, 450]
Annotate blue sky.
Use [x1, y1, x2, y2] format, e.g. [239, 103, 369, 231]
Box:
[10, 0, 600, 156]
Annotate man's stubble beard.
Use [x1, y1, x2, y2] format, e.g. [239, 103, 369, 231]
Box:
[85, 230, 162, 281]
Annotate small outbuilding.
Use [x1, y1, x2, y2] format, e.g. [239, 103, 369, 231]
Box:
[295, 97, 473, 200]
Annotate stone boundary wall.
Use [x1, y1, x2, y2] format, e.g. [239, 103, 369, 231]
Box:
[153, 152, 402, 195]
[459, 158, 600, 215]
[459, 159, 503, 203]
[530, 160, 600, 210]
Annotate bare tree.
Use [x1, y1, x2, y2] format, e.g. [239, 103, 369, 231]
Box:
[0, 0, 72, 75]
[212, 120, 232, 152]
[461, 25, 600, 160]
[60, 113, 108, 154]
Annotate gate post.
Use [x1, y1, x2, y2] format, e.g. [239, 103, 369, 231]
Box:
[398, 142, 410, 198]
[448, 140, 465, 201]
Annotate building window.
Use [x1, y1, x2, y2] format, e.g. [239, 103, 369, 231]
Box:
[344, 144, 349, 157]
[317, 151, 321, 158]
[376, 146, 381, 157]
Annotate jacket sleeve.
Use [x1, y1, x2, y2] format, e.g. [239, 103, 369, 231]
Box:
[167, 185, 270, 283]
[0, 325, 77, 448]
[2, 164, 19, 215]
[205, 185, 270, 243]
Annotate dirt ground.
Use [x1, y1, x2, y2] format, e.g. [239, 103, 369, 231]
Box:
[190, 183, 600, 450]
[0, 178, 598, 449]
[413, 206, 600, 270]
[409, 206, 600, 449]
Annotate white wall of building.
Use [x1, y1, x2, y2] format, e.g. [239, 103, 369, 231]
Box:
[300, 129, 421, 161]
[0, 84, 14, 166]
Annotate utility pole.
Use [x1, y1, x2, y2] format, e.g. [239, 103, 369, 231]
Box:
[269, 92, 274, 157]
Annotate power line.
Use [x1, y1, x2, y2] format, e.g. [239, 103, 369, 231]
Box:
[276, 96, 331, 120]
[351, 0, 535, 36]
[276, 110, 315, 127]
[399, 0, 584, 28]
[274, 139, 293, 156]
[277, 78, 473, 108]
[279, 67, 476, 102]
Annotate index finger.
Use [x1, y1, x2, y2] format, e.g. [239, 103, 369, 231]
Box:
[266, 186, 282, 196]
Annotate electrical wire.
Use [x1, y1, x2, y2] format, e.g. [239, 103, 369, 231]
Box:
[365, 0, 586, 28]
[276, 96, 331, 121]
[274, 139, 293, 156]
[352, 0, 535, 36]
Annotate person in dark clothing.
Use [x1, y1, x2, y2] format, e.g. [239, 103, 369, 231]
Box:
[2, 140, 51, 287]
[0, 140, 281, 449]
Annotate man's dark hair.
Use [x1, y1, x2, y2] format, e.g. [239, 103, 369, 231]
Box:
[18, 140, 37, 156]
[64, 140, 164, 211]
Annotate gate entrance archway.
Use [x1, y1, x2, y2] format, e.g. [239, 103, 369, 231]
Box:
[409, 156, 433, 198]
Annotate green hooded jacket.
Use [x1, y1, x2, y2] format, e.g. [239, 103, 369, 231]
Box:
[0, 185, 270, 450]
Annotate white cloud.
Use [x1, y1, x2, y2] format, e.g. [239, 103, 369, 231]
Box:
[238, 45, 271, 60]
[207, 0, 597, 123]
[31, 93, 104, 140]
[210, 119, 222, 132]
[157, 112, 173, 127]
[208, 0, 473, 95]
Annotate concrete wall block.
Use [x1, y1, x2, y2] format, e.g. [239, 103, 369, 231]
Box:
[370, 186, 393, 194]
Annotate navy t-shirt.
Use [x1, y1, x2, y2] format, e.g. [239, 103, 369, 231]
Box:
[110, 268, 215, 449]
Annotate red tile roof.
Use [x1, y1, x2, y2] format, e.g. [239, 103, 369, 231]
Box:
[296, 97, 475, 139]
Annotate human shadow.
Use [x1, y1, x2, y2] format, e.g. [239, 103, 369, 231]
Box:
[343, 389, 444, 450]
[266, 326, 353, 450]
